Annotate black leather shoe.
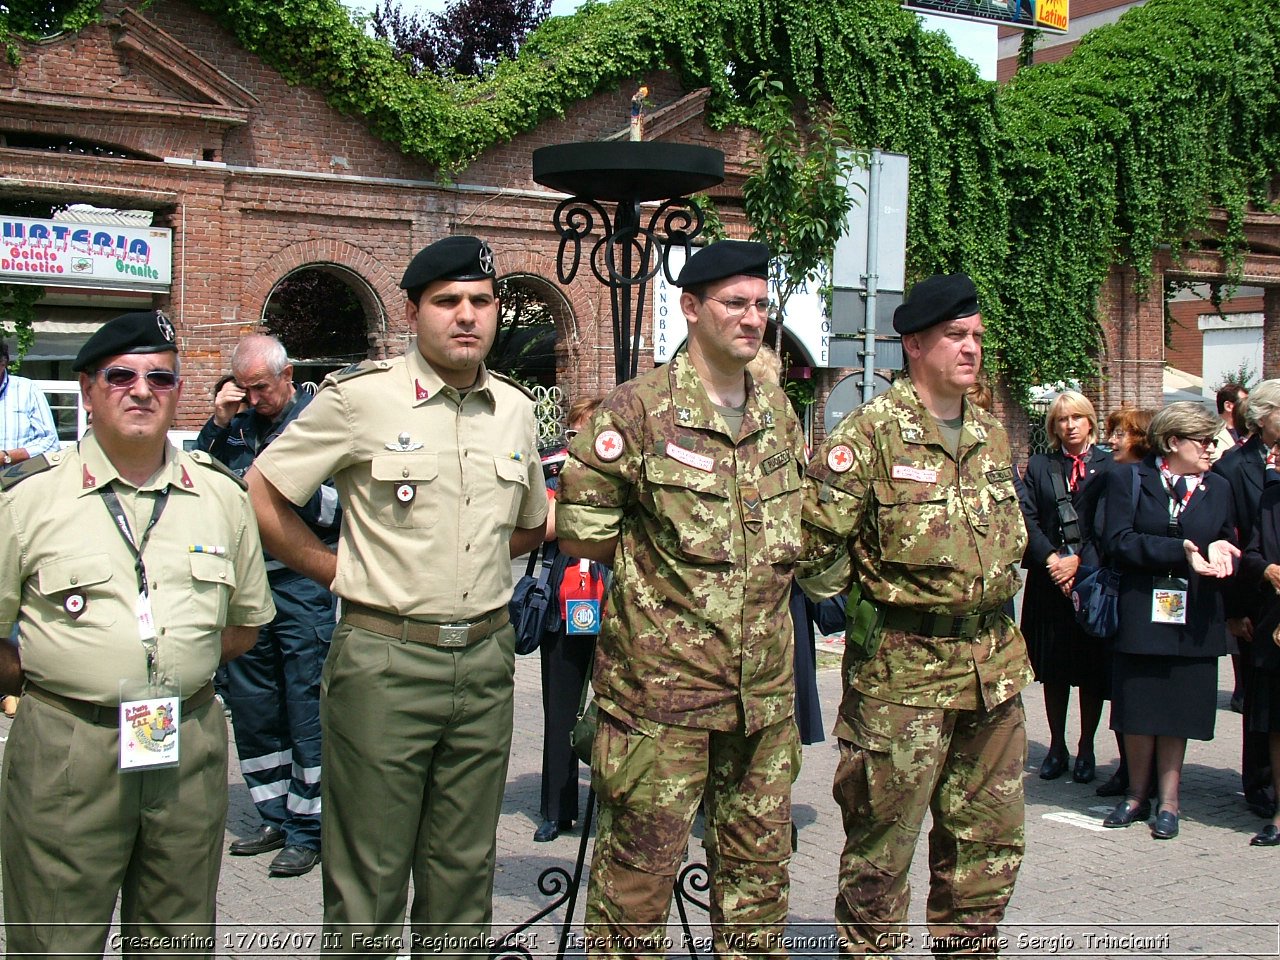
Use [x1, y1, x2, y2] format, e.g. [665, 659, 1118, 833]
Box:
[1038, 747, 1069, 780]
[269, 845, 321, 877]
[1072, 755, 1096, 784]
[229, 825, 285, 857]
[1095, 769, 1127, 796]
[533, 819, 573, 843]
[1151, 810, 1179, 840]
[1250, 824, 1280, 847]
[1246, 789, 1278, 819]
[1102, 798, 1151, 828]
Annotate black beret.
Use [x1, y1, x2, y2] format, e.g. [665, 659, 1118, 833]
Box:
[400, 236, 496, 291]
[675, 240, 771, 288]
[73, 310, 178, 372]
[892, 273, 980, 335]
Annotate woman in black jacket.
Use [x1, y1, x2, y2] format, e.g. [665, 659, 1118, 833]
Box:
[1100, 402, 1239, 840]
[1019, 391, 1111, 783]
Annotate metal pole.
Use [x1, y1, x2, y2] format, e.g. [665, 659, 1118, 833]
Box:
[861, 149, 883, 403]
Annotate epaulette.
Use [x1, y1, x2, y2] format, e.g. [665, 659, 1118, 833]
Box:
[488, 370, 536, 401]
[327, 359, 392, 385]
[187, 449, 248, 490]
[0, 453, 57, 491]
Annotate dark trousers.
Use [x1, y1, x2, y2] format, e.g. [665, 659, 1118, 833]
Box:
[539, 627, 594, 822]
[1242, 655, 1273, 795]
[226, 571, 335, 849]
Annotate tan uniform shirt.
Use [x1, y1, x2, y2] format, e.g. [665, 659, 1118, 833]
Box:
[0, 432, 275, 706]
[254, 344, 546, 620]
[557, 350, 807, 734]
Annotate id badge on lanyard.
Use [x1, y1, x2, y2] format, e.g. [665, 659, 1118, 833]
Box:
[119, 675, 181, 771]
[565, 559, 601, 636]
[1152, 576, 1189, 625]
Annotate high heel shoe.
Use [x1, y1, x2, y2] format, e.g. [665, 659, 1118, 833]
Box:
[1038, 746, 1069, 780]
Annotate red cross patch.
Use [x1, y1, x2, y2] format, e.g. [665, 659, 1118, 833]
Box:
[594, 429, 625, 463]
[827, 444, 855, 474]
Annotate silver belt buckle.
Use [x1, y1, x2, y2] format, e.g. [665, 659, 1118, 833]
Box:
[437, 624, 469, 647]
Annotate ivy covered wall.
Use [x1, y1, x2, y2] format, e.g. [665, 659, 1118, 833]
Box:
[7, 0, 1279, 401]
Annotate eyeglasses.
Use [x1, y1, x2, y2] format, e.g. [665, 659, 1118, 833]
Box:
[704, 297, 777, 321]
[564, 429, 579, 440]
[96, 367, 180, 391]
[1179, 435, 1217, 450]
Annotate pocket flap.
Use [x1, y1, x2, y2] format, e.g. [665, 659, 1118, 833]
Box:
[643, 454, 729, 498]
[494, 456, 530, 485]
[37, 554, 113, 595]
[371, 454, 439, 483]
[190, 551, 238, 588]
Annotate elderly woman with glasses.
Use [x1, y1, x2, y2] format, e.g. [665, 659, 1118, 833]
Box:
[1100, 402, 1240, 839]
[1019, 391, 1112, 783]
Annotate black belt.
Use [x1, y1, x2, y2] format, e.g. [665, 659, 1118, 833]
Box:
[24, 681, 216, 727]
[342, 603, 509, 648]
[881, 607, 1005, 640]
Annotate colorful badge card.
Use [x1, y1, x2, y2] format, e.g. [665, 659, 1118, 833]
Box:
[119, 696, 181, 770]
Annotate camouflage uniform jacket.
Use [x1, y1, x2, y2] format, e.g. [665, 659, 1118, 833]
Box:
[556, 350, 807, 734]
[799, 377, 1033, 716]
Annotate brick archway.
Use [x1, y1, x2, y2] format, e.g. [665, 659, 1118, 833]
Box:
[241, 240, 402, 358]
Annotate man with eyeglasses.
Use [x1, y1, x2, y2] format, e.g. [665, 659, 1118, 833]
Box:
[195, 334, 340, 878]
[556, 240, 807, 957]
[0, 310, 274, 958]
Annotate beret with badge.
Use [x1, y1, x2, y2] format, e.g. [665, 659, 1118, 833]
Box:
[400, 235, 496, 293]
[72, 310, 178, 372]
[892, 272, 980, 335]
[675, 239, 771, 288]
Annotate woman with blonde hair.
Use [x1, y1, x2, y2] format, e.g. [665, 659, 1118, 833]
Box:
[1018, 390, 1112, 782]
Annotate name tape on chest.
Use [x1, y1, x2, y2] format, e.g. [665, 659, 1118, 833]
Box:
[891, 464, 939, 484]
[986, 467, 1013, 484]
[665, 442, 715, 473]
[762, 451, 791, 475]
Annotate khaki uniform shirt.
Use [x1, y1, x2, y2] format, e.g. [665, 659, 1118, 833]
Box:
[254, 345, 546, 620]
[0, 432, 275, 706]
[801, 377, 1033, 715]
[557, 350, 807, 734]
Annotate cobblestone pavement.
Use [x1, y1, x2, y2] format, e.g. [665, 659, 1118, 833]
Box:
[2, 632, 1278, 958]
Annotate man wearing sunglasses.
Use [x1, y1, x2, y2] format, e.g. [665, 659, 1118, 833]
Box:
[195, 335, 340, 878]
[556, 240, 807, 958]
[0, 310, 275, 958]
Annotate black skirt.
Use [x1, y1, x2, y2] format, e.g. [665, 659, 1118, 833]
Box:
[1021, 568, 1112, 691]
[1110, 652, 1219, 741]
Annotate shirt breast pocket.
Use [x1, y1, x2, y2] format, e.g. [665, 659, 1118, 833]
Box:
[370, 454, 440, 529]
[756, 460, 802, 565]
[872, 479, 952, 569]
[643, 455, 732, 563]
[37, 554, 117, 627]
[492, 456, 530, 527]
[190, 551, 237, 630]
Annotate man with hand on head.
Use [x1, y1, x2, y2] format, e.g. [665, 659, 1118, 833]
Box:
[557, 239, 807, 959]
[0, 310, 274, 958]
[246, 236, 546, 955]
[196, 334, 340, 877]
[800, 273, 1033, 956]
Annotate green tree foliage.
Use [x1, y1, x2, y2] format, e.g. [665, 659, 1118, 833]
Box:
[739, 72, 863, 353]
[7, 0, 1280, 401]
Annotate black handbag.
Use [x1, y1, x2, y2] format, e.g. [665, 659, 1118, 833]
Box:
[509, 542, 559, 655]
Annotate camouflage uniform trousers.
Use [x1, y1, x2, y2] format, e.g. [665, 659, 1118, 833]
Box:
[585, 708, 800, 960]
[832, 691, 1026, 958]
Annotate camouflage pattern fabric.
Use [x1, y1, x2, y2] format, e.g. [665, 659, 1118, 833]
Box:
[832, 691, 1026, 957]
[798, 377, 1033, 956]
[584, 707, 800, 960]
[557, 349, 807, 734]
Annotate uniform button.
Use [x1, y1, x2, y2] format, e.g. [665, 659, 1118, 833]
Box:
[151, 581, 158, 590]
[462, 591, 469, 599]
[219, 571, 227, 579]
[402, 468, 410, 478]
[466, 496, 471, 505]
[70, 576, 78, 585]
